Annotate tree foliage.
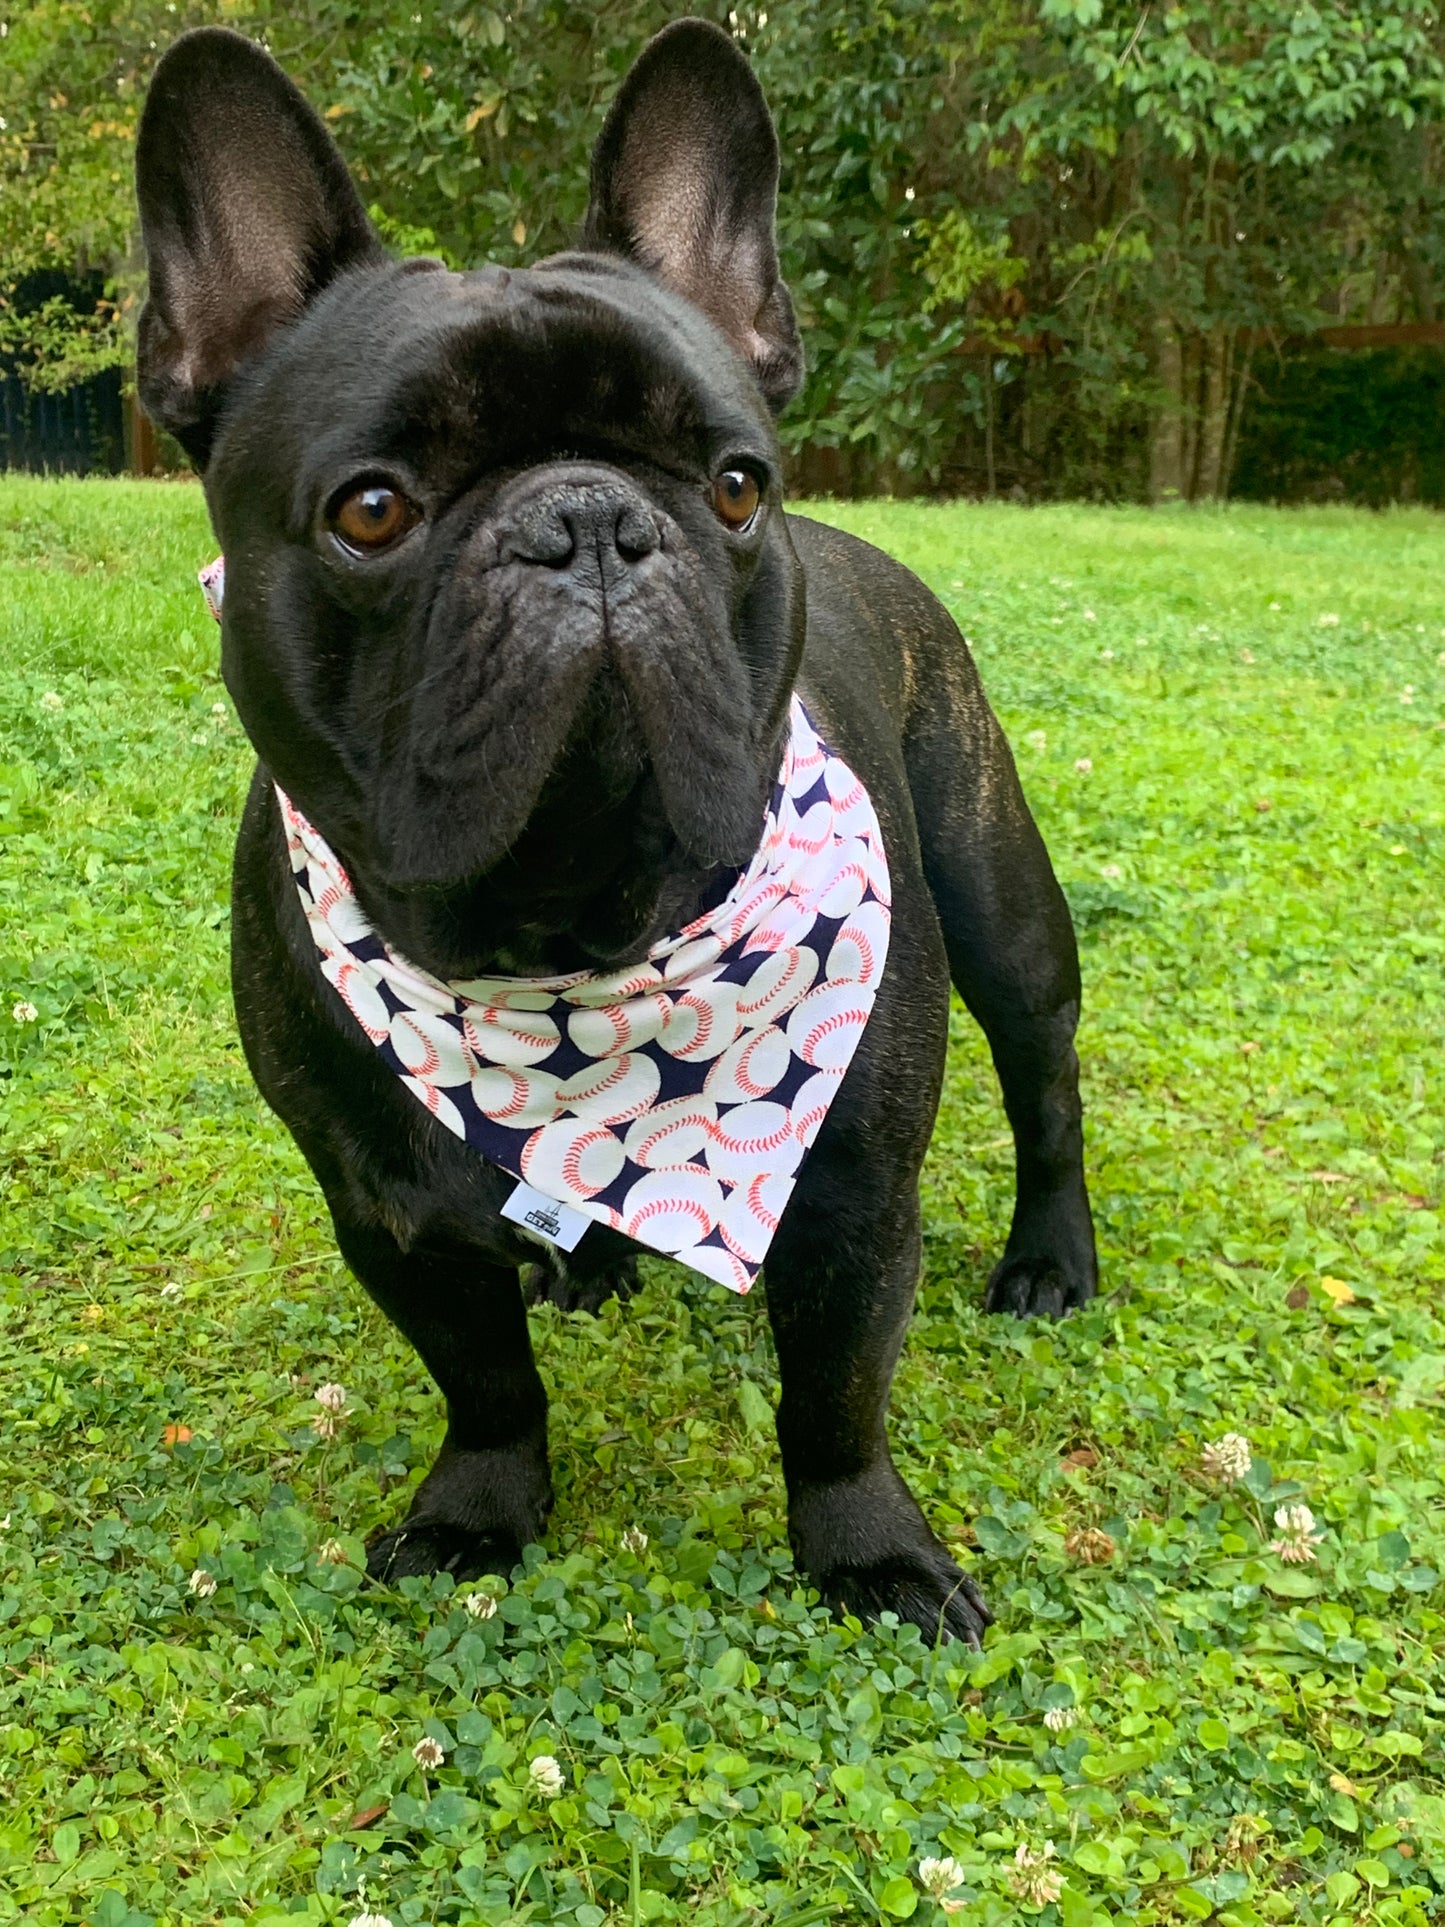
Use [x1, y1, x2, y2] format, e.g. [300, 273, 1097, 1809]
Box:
[4, 0, 1445, 495]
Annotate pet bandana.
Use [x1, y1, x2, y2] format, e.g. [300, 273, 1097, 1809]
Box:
[201, 557, 890, 1291]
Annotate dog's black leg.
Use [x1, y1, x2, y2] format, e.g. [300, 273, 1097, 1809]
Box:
[765, 1153, 992, 1647]
[330, 1217, 553, 1583]
[905, 693, 1097, 1319]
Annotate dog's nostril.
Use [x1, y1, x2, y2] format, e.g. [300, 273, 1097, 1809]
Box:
[614, 504, 661, 563]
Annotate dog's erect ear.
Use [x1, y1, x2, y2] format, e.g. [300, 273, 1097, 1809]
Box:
[135, 28, 384, 467]
[583, 18, 802, 413]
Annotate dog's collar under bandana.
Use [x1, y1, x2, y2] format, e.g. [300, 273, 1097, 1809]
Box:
[201, 556, 890, 1291]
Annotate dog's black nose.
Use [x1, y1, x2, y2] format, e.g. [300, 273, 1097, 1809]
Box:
[497, 480, 661, 585]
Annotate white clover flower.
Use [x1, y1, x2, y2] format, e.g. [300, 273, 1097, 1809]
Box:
[919, 1855, 966, 1897]
[1201, 1432, 1252, 1483]
[620, 1525, 648, 1555]
[412, 1735, 446, 1770]
[1101, 647, 1115, 659]
[1318, 612, 1340, 627]
[528, 1753, 566, 1798]
[463, 1590, 498, 1619]
[1268, 601, 1281, 611]
[39, 690, 63, 711]
[1074, 758, 1093, 774]
[1082, 609, 1096, 621]
[314, 1382, 348, 1413]
[211, 700, 228, 717]
[11, 1001, 38, 1024]
[1238, 647, 1256, 663]
[188, 1568, 217, 1598]
[159, 1281, 183, 1301]
[1399, 686, 1416, 703]
[1043, 1705, 1079, 1732]
[316, 1538, 347, 1565]
[1099, 863, 1123, 880]
[1270, 1503, 1324, 1564]
[1008, 1840, 1064, 1905]
[1025, 728, 1047, 751]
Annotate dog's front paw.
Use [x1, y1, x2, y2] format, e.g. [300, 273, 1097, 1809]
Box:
[366, 1518, 525, 1584]
[816, 1546, 993, 1648]
[788, 1463, 992, 1647]
[365, 1439, 550, 1585]
[985, 1251, 1095, 1319]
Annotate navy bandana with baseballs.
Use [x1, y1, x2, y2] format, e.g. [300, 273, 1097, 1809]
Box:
[201, 557, 890, 1291]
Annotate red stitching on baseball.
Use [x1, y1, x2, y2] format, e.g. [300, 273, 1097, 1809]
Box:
[478, 1070, 528, 1120]
[633, 1114, 710, 1163]
[561, 1129, 613, 1196]
[626, 1196, 713, 1237]
[707, 1115, 793, 1159]
[737, 951, 802, 1017]
[800, 1005, 867, 1065]
[734, 1034, 780, 1097]
[818, 860, 867, 903]
[837, 924, 875, 981]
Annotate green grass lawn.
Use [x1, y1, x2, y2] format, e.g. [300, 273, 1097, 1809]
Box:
[2, 478, 1443, 1927]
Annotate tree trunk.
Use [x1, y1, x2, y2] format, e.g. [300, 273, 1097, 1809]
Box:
[1194, 326, 1230, 499]
[1149, 319, 1186, 502]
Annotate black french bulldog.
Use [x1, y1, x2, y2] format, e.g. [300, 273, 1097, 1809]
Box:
[135, 19, 1096, 1644]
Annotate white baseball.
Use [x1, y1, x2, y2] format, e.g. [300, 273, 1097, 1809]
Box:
[313, 881, 372, 948]
[790, 1067, 844, 1149]
[722, 876, 788, 947]
[326, 959, 390, 1043]
[565, 963, 663, 1007]
[823, 756, 872, 829]
[657, 934, 726, 986]
[624, 1095, 716, 1170]
[389, 1007, 460, 1080]
[787, 799, 832, 858]
[399, 1075, 465, 1138]
[470, 1063, 561, 1128]
[556, 1052, 660, 1125]
[785, 986, 870, 1073]
[814, 851, 868, 919]
[461, 1004, 560, 1068]
[735, 945, 818, 1026]
[704, 1101, 804, 1186]
[568, 994, 670, 1058]
[620, 1168, 724, 1254]
[521, 1121, 625, 1201]
[704, 1026, 792, 1105]
[825, 900, 889, 990]
[716, 1169, 793, 1264]
[659, 983, 742, 1062]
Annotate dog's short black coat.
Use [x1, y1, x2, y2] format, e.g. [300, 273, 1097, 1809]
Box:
[135, 18, 1097, 1643]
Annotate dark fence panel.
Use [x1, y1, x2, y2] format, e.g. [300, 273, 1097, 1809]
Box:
[0, 365, 126, 475]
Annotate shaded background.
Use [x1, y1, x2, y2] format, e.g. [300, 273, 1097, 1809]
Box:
[5, 0, 1445, 504]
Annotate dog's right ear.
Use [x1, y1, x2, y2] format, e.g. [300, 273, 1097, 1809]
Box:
[135, 29, 384, 468]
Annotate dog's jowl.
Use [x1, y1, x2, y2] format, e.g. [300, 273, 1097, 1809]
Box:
[135, 18, 1096, 1643]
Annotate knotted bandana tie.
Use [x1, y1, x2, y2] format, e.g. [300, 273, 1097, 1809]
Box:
[202, 556, 890, 1291]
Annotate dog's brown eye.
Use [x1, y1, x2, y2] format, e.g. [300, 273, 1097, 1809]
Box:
[712, 468, 761, 531]
[332, 485, 419, 553]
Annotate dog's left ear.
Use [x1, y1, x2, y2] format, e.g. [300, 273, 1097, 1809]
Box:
[584, 18, 802, 414]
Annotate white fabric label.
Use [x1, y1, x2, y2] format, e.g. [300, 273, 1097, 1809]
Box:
[500, 1180, 592, 1252]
